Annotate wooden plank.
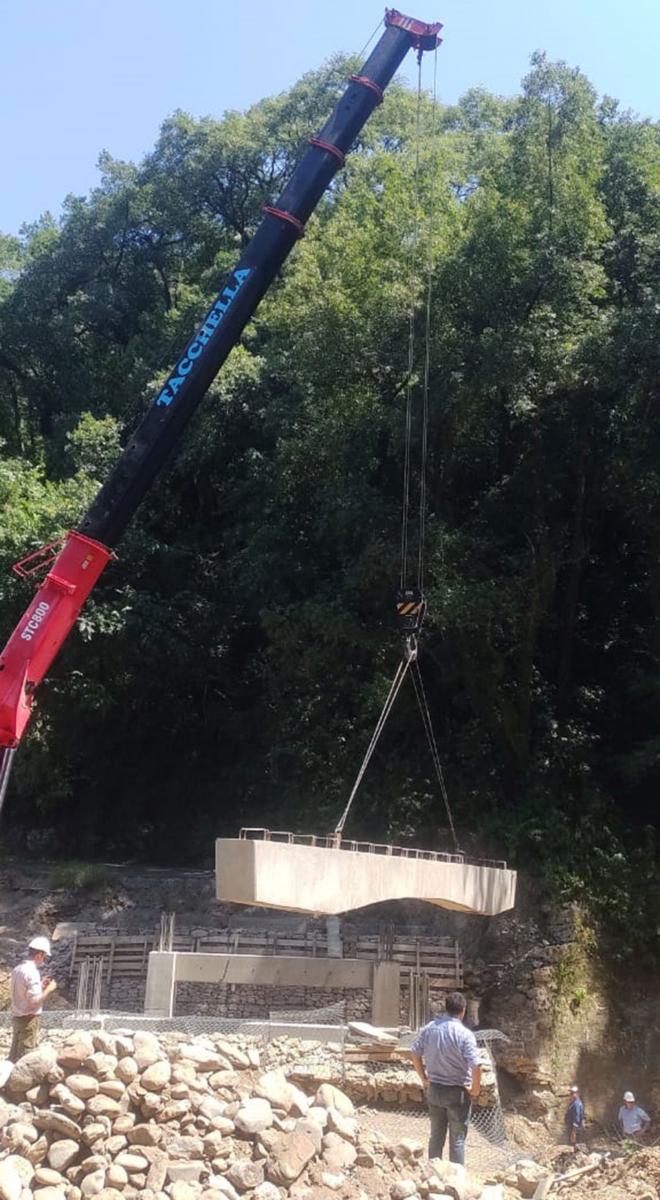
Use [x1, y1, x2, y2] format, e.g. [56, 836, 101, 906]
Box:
[68, 932, 78, 983]
[353, 937, 457, 949]
[76, 934, 149, 945]
[107, 936, 116, 986]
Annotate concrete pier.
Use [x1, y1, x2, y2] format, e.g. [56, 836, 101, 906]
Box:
[144, 950, 401, 1024]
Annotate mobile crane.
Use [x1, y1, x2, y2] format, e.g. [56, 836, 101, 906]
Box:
[0, 9, 442, 807]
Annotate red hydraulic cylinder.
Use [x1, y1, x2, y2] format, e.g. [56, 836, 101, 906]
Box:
[0, 531, 112, 749]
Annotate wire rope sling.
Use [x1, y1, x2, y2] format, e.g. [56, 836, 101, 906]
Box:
[332, 46, 461, 856]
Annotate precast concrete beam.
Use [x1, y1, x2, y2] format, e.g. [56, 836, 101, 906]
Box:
[215, 838, 516, 916]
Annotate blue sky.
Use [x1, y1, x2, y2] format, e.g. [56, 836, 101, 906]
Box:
[1, 0, 658, 236]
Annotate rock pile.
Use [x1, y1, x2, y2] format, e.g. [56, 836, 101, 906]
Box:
[271, 1041, 499, 1110]
[532, 1145, 660, 1200]
[0, 1029, 520, 1200]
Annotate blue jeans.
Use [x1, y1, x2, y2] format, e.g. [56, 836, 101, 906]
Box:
[426, 1082, 472, 1165]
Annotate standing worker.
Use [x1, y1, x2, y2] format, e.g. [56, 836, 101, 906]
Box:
[410, 991, 482, 1165]
[564, 1085, 586, 1148]
[9, 937, 57, 1061]
[618, 1091, 651, 1139]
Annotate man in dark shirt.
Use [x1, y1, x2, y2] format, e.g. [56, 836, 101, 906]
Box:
[410, 991, 482, 1165]
[564, 1085, 585, 1147]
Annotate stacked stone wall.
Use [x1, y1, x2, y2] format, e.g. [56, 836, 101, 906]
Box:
[174, 982, 372, 1020]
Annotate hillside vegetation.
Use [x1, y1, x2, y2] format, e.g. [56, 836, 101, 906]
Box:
[0, 54, 658, 956]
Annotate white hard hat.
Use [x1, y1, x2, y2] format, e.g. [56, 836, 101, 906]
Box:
[570, 1085, 579, 1092]
[623, 1091, 635, 1102]
[28, 936, 51, 956]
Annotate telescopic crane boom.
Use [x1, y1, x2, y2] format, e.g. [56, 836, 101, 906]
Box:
[0, 9, 441, 803]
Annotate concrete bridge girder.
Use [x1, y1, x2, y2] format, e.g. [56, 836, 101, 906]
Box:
[215, 838, 517, 917]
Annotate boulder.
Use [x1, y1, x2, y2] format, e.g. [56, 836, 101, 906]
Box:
[34, 1171, 66, 1188]
[126, 1123, 161, 1146]
[115, 1057, 138, 1084]
[2, 1121, 38, 1150]
[49, 1084, 86, 1116]
[208, 1071, 242, 1092]
[214, 1041, 251, 1069]
[141, 1061, 171, 1092]
[0, 1099, 17, 1127]
[81, 1123, 107, 1147]
[197, 1097, 226, 1122]
[80, 1169, 106, 1197]
[226, 1160, 265, 1192]
[209, 1115, 235, 1136]
[425, 1160, 482, 1200]
[314, 1085, 354, 1116]
[57, 1034, 95, 1071]
[206, 1176, 240, 1200]
[8, 1046, 58, 1093]
[393, 1137, 424, 1161]
[255, 1070, 308, 1116]
[47, 1140, 80, 1172]
[114, 1153, 149, 1174]
[170, 1183, 202, 1200]
[294, 1118, 323, 1153]
[92, 1031, 117, 1056]
[234, 1098, 274, 1135]
[322, 1132, 357, 1172]
[132, 1033, 162, 1071]
[86, 1095, 121, 1117]
[307, 1107, 328, 1129]
[391, 1182, 417, 1199]
[26, 1134, 49, 1165]
[113, 1114, 136, 1133]
[179, 1046, 228, 1072]
[33, 1110, 81, 1139]
[145, 1152, 169, 1191]
[84, 1053, 117, 1080]
[106, 1166, 128, 1189]
[2, 1156, 33, 1189]
[253, 1184, 282, 1200]
[321, 1174, 346, 1191]
[505, 1160, 552, 1199]
[66, 1074, 99, 1100]
[326, 1108, 358, 1143]
[166, 1135, 205, 1161]
[166, 1161, 205, 1184]
[267, 1128, 318, 1185]
[79, 1154, 109, 1174]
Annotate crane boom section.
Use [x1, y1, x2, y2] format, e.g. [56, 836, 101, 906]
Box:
[0, 9, 441, 753]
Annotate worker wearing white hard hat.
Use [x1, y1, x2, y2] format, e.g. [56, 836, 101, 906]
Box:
[28, 936, 51, 956]
[618, 1091, 651, 1138]
[564, 1085, 585, 1147]
[8, 936, 57, 1062]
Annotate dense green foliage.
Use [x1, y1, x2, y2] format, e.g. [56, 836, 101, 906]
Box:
[1, 54, 658, 953]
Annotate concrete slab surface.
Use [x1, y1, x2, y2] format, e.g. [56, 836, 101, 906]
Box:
[215, 838, 516, 916]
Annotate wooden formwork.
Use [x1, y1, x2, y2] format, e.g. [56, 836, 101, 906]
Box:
[67, 927, 463, 992]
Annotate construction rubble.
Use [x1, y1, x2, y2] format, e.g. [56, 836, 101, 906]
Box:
[527, 1145, 660, 1200]
[0, 1026, 495, 1200]
[0, 1028, 656, 1200]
